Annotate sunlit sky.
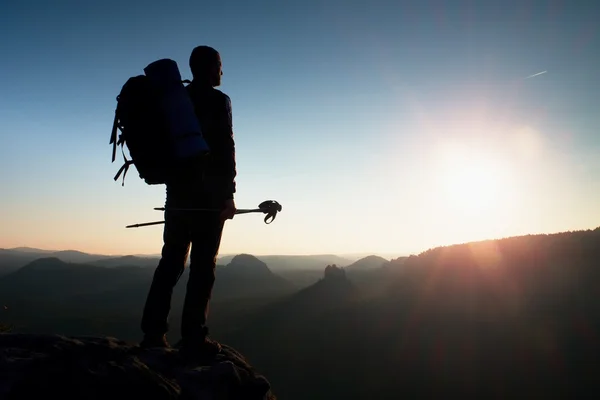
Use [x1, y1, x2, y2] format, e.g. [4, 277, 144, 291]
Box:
[1, 0, 599, 257]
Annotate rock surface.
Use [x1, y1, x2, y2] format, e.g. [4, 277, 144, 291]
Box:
[0, 333, 275, 400]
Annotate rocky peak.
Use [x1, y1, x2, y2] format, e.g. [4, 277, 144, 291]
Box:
[323, 264, 346, 280]
[0, 333, 275, 399]
[225, 254, 272, 276]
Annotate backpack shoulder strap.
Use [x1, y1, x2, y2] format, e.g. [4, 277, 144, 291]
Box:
[109, 100, 120, 162]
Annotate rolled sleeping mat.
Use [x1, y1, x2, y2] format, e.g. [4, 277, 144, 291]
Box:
[144, 58, 210, 159]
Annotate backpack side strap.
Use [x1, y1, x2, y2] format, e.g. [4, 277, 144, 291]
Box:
[113, 144, 134, 186]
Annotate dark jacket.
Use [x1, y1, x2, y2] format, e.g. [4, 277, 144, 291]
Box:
[166, 82, 237, 205]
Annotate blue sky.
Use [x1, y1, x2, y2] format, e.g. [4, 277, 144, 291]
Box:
[1, 0, 599, 256]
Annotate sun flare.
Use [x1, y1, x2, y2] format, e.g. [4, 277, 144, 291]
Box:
[433, 141, 517, 217]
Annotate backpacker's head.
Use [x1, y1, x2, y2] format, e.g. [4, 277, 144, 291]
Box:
[189, 46, 222, 87]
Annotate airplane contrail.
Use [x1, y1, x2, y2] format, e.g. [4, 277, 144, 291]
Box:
[525, 70, 547, 79]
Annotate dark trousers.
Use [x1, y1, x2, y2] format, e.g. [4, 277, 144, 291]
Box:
[141, 191, 225, 341]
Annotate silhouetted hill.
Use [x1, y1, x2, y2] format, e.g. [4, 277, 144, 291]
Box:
[221, 254, 273, 277]
[0, 256, 192, 339]
[18, 257, 69, 271]
[0, 249, 113, 277]
[344, 255, 388, 271]
[212, 255, 296, 301]
[0, 258, 148, 302]
[0, 249, 42, 277]
[0, 258, 153, 337]
[0, 333, 275, 399]
[221, 228, 600, 399]
[47, 250, 110, 264]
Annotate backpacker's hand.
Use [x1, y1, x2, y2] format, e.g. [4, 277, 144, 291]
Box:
[220, 198, 236, 222]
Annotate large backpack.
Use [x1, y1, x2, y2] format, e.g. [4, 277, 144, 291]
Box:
[109, 59, 209, 186]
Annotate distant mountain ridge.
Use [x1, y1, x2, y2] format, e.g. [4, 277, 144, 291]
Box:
[0, 253, 298, 326]
[217, 254, 355, 270]
[5, 247, 55, 254]
[87, 255, 159, 268]
[0, 248, 115, 277]
[1, 247, 387, 275]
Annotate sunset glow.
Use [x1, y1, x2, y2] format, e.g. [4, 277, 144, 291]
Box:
[1, 1, 599, 257]
[434, 141, 516, 217]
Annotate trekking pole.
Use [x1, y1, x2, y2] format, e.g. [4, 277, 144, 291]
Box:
[125, 200, 282, 228]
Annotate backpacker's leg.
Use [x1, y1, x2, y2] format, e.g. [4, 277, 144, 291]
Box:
[180, 208, 225, 355]
[140, 211, 191, 347]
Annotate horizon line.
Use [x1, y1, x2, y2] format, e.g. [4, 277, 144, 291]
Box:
[1, 246, 411, 259]
[4, 225, 600, 259]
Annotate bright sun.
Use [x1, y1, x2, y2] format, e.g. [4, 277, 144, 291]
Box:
[442, 160, 501, 211]
[433, 141, 517, 217]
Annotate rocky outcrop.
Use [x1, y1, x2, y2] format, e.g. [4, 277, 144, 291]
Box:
[323, 264, 346, 280]
[0, 333, 275, 400]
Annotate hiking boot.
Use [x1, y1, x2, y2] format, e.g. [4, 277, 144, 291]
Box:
[140, 333, 170, 349]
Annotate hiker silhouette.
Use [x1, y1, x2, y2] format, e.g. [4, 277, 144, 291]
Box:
[140, 45, 237, 358]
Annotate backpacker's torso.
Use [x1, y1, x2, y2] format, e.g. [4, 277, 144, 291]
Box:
[165, 83, 234, 204]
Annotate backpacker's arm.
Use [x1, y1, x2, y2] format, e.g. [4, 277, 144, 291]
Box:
[219, 94, 237, 199]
